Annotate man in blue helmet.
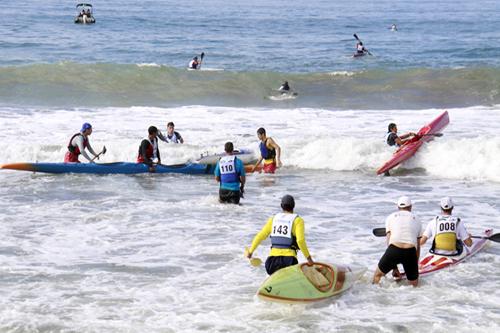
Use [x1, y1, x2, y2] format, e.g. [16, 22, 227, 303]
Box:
[64, 123, 99, 163]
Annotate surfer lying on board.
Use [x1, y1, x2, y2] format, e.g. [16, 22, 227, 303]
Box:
[64, 123, 99, 163]
[419, 197, 472, 255]
[158, 122, 184, 144]
[251, 127, 282, 173]
[214, 142, 246, 205]
[386, 123, 417, 147]
[247, 195, 314, 275]
[373, 196, 422, 287]
[137, 126, 161, 172]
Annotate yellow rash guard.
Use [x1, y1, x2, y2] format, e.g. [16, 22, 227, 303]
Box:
[249, 215, 311, 258]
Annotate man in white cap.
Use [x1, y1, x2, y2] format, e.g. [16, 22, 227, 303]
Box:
[419, 197, 472, 255]
[373, 196, 422, 287]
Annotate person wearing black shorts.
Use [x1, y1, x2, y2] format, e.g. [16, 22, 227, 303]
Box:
[373, 196, 422, 287]
[377, 244, 419, 281]
[214, 142, 246, 205]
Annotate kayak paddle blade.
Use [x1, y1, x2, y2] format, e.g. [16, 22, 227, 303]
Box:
[372, 227, 387, 237]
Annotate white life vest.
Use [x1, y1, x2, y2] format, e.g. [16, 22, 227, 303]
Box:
[357, 44, 364, 52]
[165, 132, 179, 143]
[270, 213, 297, 249]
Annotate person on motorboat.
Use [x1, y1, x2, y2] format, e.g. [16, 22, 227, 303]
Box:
[419, 197, 472, 256]
[251, 127, 282, 173]
[158, 121, 184, 144]
[214, 142, 246, 205]
[372, 196, 422, 287]
[386, 123, 417, 147]
[279, 81, 291, 93]
[188, 56, 200, 70]
[137, 126, 161, 172]
[246, 195, 314, 275]
[64, 122, 99, 163]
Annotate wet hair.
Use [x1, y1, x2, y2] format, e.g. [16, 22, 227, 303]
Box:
[257, 127, 266, 135]
[281, 195, 295, 212]
[224, 142, 234, 153]
[148, 126, 158, 135]
[388, 123, 397, 132]
[167, 122, 175, 127]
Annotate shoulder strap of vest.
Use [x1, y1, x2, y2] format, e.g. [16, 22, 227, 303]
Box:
[68, 132, 82, 149]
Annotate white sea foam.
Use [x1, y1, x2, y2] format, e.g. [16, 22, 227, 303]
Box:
[0, 105, 499, 332]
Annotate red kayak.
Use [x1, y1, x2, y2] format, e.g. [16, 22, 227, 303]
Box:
[377, 111, 449, 175]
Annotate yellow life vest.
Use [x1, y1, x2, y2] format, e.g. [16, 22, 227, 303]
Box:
[433, 215, 460, 252]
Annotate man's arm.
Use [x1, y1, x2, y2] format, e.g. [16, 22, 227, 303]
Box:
[268, 137, 282, 167]
[176, 131, 184, 144]
[247, 218, 273, 256]
[157, 131, 167, 143]
[251, 156, 263, 172]
[74, 136, 94, 162]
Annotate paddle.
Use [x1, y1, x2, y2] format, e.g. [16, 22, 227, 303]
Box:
[91, 146, 107, 162]
[353, 33, 372, 56]
[198, 52, 205, 69]
[244, 247, 263, 267]
[372, 227, 500, 242]
[416, 133, 443, 138]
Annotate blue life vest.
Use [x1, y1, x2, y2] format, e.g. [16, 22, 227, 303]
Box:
[219, 155, 238, 184]
[259, 139, 276, 160]
[270, 213, 298, 249]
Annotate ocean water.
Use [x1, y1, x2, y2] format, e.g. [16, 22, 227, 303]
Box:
[1, 0, 500, 332]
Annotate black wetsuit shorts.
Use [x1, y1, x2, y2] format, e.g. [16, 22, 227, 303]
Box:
[378, 244, 419, 281]
[219, 188, 240, 204]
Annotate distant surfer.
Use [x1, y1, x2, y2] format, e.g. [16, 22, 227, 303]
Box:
[386, 123, 417, 147]
[390, 24, 398, 31]
[419, 197, 473, 255]
[278, 81, 291, 93]
[214, 142, 246, 205]
[64, 123, 99, 163]
[137, 126, 161, 172]
[246, 195, 314, 275]
[372, 196, 422, 287]
[251, 127, 282, 173]
[158, 122, 184, 144]
[188, 56, 200, 70]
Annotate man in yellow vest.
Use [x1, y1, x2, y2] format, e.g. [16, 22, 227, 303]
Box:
[420, 197, 472, 255]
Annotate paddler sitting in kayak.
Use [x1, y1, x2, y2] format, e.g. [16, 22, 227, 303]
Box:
[386, 123, 417, 147]
[214, 142, 246, 205]
[64, 122, 99, 163]
[137, 126, 161, 172]
[246, 195, 314, 275]
[419, 197, 472, 255]
[251, 127, 282, 173]
[373, 196, 422, 287]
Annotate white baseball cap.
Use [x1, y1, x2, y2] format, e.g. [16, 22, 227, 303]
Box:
[397, 196, 412, 208]
[440, 197, 454, 210]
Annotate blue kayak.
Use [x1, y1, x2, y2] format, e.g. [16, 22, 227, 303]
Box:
[0, 162, 216, 175]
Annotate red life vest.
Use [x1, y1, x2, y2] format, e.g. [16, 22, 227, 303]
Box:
[137, 138, 157, 163]
[64, 133, 88, 163]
